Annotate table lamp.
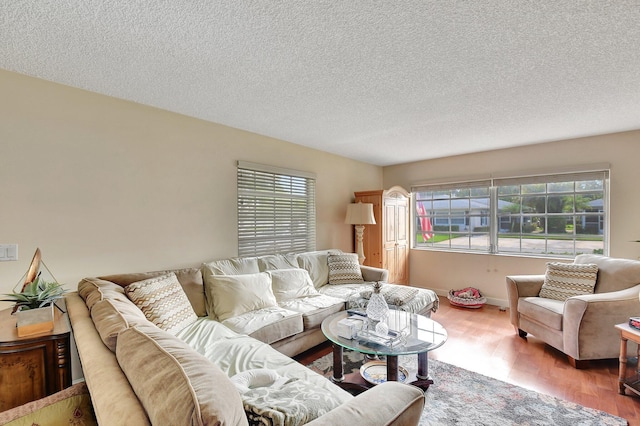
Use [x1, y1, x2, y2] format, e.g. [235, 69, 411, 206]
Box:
[345, 202, 376, 264]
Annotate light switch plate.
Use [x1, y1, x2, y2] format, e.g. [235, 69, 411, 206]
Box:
[0, 244, 18, 261]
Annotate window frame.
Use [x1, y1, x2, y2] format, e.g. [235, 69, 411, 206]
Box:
[237, 161, 316, 257]
[412, 169, 609, 258]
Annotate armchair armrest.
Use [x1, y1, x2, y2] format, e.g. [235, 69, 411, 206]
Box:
[306, 382, 424, 426]
[563, 284, 640, 360]
[360, 265, 389, 283]
[505, 275, 545, 328]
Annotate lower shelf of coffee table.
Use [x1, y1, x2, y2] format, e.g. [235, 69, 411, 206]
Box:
[332, 370, 433, 395]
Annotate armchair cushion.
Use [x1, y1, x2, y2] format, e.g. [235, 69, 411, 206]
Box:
[518, 297, 564, 331]
[539, 262, 598, 301]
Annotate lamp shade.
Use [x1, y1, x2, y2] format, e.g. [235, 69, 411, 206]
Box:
[345, 202, 376, 225]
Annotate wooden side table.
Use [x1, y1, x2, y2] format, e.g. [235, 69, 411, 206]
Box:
[0, 302, 71, 411]
[615, 322, 640, 396]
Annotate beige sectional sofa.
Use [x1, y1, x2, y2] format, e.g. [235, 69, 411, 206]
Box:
[67, 249, 438, 425]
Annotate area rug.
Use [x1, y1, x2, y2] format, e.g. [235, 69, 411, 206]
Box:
[306, 351, 628, 426]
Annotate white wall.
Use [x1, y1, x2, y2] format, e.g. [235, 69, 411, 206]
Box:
[383, 132, 640, 306]
[0, 69, 383, 307]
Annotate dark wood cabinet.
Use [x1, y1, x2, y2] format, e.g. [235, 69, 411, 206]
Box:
[0, 303, 71, 411]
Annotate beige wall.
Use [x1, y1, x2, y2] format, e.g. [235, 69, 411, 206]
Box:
[383, 131, 640, 306]
[0, 69, 382, 308]
[3, 67, 639, 311]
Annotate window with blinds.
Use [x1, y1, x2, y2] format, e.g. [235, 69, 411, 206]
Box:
[412, 168, 609, 257]
[237, 161, 316, 257]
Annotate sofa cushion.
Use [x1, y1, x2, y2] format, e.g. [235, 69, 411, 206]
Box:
[278, 295, 345, 329]
[327, 253, 365, 284]
[296, 250, 341, 289]
[539, 262, 598, 301]
[232, 372, 343, 425]
[221, 307, 303, 344]
[575, 254, 640, 293]
[518, 297, 565, 331]
[78, 278, 126, 311]
[202, 257, 260, 275]
[257, 254, 299, 271]
[116, 326, 248, 426]
[99, 268, 207, 317]
[268, 268, 319, 301]
[125, 273, 198, 335]
[204, 272, 278, 321]
[90, 298, 149, 352]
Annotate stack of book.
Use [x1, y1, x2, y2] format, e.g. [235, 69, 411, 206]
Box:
[629, 317, 640, 331]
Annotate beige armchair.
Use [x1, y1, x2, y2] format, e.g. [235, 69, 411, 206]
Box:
[506, 254, 640, 368]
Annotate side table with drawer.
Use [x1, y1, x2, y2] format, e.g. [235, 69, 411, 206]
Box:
[0, 303, 72, 411]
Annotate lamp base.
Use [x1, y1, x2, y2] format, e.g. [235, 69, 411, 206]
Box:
[355, 224, 366, 265]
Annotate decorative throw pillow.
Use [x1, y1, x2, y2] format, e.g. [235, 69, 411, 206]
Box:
[268, 269, 320, 301]
[203, 272, 277, 321]
[539, 262, 599, 301]
[327, 253, 364, 284]
[125, 272, 198, 335]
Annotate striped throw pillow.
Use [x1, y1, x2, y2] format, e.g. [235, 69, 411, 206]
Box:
[539, 262, 599, 301]
[125, 272, 197, 334]
[327, 253, 364, 284]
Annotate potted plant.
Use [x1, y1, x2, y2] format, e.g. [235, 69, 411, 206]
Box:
[2, 274, 67, 336]
[2, 274, 66, 311]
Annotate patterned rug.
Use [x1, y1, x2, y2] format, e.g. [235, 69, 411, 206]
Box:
[306, 351, 628, 426]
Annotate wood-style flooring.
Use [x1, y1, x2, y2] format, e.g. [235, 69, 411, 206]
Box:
[295, 299, 640, 425]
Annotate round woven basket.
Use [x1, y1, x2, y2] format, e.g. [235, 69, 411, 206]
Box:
[447, 287, 487, 309]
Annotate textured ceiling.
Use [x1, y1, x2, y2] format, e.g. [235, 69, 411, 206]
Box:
[2, 1, 640, 166]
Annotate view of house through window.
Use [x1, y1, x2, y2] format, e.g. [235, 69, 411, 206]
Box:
[237, 161, 316, 257]
[413, 170, 608, 257]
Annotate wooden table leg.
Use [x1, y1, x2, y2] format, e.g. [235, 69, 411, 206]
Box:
[387, 355, 398, 381]
[331, 343, 344, 383]
[410, 351, 433, 391]
[619, 335, 628, 395]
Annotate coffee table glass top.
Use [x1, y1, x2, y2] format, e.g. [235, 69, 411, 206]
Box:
[322, 310, 447, 356]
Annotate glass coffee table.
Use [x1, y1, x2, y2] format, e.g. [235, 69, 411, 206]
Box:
[321, 310, 447, 394]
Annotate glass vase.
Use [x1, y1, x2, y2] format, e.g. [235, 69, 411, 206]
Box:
[366, 282, 389, 332]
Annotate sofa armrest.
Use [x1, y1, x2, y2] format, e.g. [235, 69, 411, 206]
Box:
[563, 283, 640, 360]
[360, 265, 389, 283]
[306, 382, 424, 426]
[505, 275, 545, 328]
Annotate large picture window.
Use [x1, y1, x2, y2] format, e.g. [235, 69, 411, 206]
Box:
[237, 161, 316, 257]
[413, 169, 608, 257]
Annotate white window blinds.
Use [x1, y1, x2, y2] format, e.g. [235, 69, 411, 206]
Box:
[237, 161, 316, 257]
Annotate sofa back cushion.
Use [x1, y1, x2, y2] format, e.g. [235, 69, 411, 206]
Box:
[296, 250, 342, 289]
[125, 273, 198, 335]
[99, 268, 207, 317]
[267, 269, 319, 301]
[116, 326, 248, 426]
[202, 257, 260, 275]
[257, 254, 299, 271]
[203, 272, 278, 321]
[78, 278, 127, 311]
[539, 262, 598, 301]
[575, 254, 640, 293]
[90, 298, 149, 352]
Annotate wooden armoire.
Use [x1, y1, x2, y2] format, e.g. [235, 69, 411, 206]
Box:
[354, 186, 410, 285]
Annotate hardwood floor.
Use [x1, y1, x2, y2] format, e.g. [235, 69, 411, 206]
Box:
[296, 299, 640, 425]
